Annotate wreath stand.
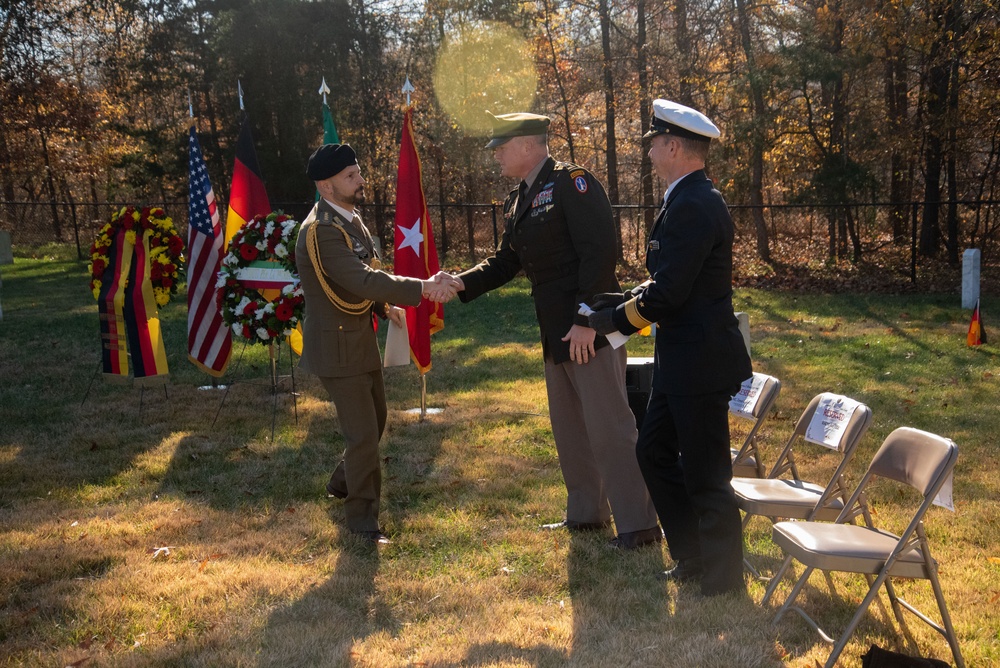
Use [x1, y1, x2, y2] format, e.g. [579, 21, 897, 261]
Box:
[81, 357, 170, 420]
[211, 339, 298, 441]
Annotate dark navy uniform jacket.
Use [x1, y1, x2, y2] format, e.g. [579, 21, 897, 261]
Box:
[458, 157, 621, 365]
[613, 170, 752, 394]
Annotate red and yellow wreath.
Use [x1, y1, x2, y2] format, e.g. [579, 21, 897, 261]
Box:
[89, 206, 185, 306]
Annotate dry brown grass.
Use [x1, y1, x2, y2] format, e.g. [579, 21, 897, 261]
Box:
[2, 255, 999, 667]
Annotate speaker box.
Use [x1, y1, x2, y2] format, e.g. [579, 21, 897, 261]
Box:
[625, 356, 655, 429]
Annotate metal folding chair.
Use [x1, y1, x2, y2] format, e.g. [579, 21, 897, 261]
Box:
[761, 427, 964, 668]
[729, 372, 781, 478]
[732, 393, 872, 577]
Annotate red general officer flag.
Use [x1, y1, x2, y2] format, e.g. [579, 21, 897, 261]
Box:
[392, 106, 442, 374]
[225, 114, 271, 245]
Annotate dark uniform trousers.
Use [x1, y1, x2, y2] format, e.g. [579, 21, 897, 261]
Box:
[459, 157, 658, 534]
[637, 386, 744, 594]
[611, 170, 752, 594]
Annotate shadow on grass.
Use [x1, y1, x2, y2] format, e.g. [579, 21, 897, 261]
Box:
[255, 536, 392, 666]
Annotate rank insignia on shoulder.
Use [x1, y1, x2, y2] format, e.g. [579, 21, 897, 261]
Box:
[648, 240, 660, 250]
[573, 175, 588, 193]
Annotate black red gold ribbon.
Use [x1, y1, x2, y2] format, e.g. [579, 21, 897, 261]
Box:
[98, 228, 169, 384]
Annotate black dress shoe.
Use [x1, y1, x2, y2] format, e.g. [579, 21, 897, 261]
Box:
[354, 530, 390, 545]
[608, 526, 663, 550]
[325, 477, 347, 499]
[656, 557, 704, 583]
[540, 519, 611, 532]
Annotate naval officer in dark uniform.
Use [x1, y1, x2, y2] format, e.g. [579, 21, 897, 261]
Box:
[296, 144, 454, 544]
[588, 100, 753, 594]
[445, 112, 661, 549]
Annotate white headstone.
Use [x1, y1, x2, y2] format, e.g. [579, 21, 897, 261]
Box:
[735, 311, 751, 358]
[0, 230, 12, 265]
[962, 248, 980, 309]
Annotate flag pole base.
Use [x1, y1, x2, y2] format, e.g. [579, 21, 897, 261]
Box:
[405, 407, 444, 415]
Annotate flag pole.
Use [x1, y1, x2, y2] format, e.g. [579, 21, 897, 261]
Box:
[407, 75, 425, 423]
[420, 373, 427, 420]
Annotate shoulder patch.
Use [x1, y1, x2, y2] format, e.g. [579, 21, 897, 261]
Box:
[569, 169, 586, 179]
[573, 175, 588, 193]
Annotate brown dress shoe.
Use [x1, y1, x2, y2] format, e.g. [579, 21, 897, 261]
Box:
[608, 526, 663, 550]
[656, 557, 704, 583]
[540, 519, 611, 532]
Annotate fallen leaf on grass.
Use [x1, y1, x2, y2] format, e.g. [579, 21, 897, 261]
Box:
[286, 507, 296, 514]
[199, 559, 209, 572]
[988, 557, 1000, 565]
[64, 658, 90, 667]
[104, 638, 115, 651]
[990, 591, 1000, 604]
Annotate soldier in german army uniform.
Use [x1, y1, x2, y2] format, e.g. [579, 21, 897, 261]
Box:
[440, 113, 662, 550]
[295, 143, 454, 545]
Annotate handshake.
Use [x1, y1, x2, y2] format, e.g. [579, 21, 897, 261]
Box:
[420, 271, 464, 303]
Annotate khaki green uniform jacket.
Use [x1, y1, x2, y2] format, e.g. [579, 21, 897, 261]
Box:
[295, 200, 423, 377]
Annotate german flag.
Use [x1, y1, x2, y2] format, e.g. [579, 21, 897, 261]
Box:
[967, 299, 987, 346]
[225, 114, 271, 245]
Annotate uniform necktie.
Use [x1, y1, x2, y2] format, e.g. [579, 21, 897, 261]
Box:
[518, 180, 528, 204]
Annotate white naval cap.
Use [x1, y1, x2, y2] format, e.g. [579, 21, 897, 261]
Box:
[644, 99, 721, 142]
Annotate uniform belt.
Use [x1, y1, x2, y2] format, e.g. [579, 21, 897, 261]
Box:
[526, 260, 579, 286]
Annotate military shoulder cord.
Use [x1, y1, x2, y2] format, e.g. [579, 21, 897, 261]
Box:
[306, 220, 374, 315]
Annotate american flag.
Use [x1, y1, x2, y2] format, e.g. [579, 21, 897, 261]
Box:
[186, 127, 231, 376]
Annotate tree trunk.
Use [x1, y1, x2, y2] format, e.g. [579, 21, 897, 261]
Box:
[598, 0, 622, 257]
[540, 0, 575, 163]
[945, 4, 962, 265]
[636, 0, 655, 239]
[920, 0, 957, 258]
[884, 13, 910, 244]
[34, 101, 61, 239]
[673, 0, 693, 106]
[734, 0, 771, 264]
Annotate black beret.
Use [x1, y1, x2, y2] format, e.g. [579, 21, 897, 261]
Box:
[306, 143, 358, 180]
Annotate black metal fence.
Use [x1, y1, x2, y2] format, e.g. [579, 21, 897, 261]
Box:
[2, 199, 998, 281]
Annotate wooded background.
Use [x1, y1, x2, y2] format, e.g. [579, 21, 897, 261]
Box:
[2, 0, 998, 274]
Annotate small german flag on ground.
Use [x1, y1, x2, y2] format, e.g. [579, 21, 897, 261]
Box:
[967, 299, 987, 346]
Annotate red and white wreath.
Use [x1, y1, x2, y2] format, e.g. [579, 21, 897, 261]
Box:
[217, 212, 304, 345]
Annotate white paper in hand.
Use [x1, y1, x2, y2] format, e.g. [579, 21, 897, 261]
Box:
[578, 303, 630, 349]
[383, 311, 411, 367]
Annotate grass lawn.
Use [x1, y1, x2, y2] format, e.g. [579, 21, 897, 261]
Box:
[1, 248, 998, 667]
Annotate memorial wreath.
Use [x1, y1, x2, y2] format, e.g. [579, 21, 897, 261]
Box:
[89, 206, 185, 305]
[217, 211, 304, 345]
